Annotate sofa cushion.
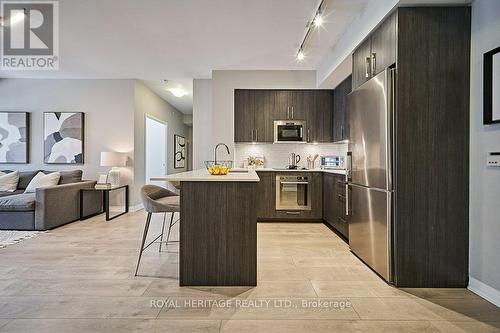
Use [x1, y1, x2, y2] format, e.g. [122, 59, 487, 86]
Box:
[0, 170, 19, 192]
[0, 190, 24, 198]
[24, 172, 61, 193]
[0, 193, 36, 211]
[17, 171, 41, 190]
[43, 170, 82, 184]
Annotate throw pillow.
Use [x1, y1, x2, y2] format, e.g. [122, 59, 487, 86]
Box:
[0, 170, 19, 192]
[24, 172, 61, 193]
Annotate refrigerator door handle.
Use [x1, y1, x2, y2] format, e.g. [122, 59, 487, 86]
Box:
[386, 68, 396, 191]
[365, 57, 371, 78]
[346, 183, 350, 216]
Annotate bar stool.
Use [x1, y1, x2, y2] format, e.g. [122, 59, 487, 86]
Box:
[135, 184, 180, 276]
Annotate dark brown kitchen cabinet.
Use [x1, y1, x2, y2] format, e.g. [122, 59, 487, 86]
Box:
[255, 171, 276, 219]
[352, 11, 397, 90]
[349, 7, 470, 287]
[235, 90, 334, 143]
[352, 38, 372, 89]
[234, 90, 254, 142]
[308, 90, 333, 143]
[323, 173, 349, 239]
[273, 90, 290, 120]
[333, 75, 352, 142]
[370, 11, 397, 77]
[234, 90, 273, 143]
[253, 90, 274, 142]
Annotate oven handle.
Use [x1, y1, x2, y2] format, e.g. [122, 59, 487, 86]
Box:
[280, 181, 309, 185]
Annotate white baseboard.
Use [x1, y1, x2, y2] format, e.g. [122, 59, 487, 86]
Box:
[129, 203, 143, 212]
[108, 204, 143, 213]
[468, 277, 500, 308]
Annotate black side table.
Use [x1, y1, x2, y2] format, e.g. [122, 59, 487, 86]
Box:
[80, 185, 129, 221]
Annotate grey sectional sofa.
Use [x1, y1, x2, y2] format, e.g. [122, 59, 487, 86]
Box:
[0, 170, 101, 230]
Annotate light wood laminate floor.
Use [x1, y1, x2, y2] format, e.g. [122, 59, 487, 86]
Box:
[0, 211, 498, 332]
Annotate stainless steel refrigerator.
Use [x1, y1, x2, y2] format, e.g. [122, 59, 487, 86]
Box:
[346, 68, 395, 282]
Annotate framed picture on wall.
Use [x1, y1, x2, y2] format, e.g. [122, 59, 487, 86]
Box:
[0, 112, 30, 164]
[174, 134, 185, 169]
[44, 112, 84, 164]
[484, 46, 500, 124]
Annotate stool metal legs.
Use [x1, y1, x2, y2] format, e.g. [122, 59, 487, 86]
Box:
[159, 213, 167, 253]
[166, 213, 174, 246]
[159, 212, 176, 252]
[135, 212, 152, 276]
[135, 212, 179, 276]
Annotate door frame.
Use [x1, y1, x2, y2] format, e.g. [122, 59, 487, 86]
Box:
[144, 114, 168, 183]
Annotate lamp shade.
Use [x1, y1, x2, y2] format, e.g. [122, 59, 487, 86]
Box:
[100, 152, 127, 167]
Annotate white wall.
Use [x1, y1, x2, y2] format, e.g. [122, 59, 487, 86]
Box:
[468, 0, 500, 306]
[193, 79, 213, 169]
[211, 70, 317, 161]
[234, 143, 347, 169]
[0, 78, 135, 190]
[134, 81, 190, 204]
[0, 79, 189, 207]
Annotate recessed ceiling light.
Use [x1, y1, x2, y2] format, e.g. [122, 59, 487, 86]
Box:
[168, 88, 187, 98]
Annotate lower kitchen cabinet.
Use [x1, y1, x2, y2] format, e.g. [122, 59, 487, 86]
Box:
[255, 171, 276, 219]
[323, 173, 349, 239]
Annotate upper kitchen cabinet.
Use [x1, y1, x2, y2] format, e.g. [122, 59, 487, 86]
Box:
[234, 89, 273, 143]
[234, 89, 334, 143]
[352, 11, 397, 90]
[370, 11, 397, 77]
[309, 90, 333, 143]
[333, 75, 352, 142]
[234, 89, 255, 142]
[253, 90, 274, 142]
[352, 38, 372, 89]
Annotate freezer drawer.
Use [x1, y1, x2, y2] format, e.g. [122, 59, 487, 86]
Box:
[348, 184, 392, 281]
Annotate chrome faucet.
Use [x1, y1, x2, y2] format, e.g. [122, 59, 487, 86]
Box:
[214, 143, 230, 164]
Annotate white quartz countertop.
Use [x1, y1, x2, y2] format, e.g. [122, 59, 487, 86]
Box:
[239, 168, 346, 175]
[150, 169, 260, 182]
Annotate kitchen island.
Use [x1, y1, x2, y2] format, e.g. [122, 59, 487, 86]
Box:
[151, 169, 259, 286]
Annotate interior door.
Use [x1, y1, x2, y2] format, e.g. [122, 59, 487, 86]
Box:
[347, 70, 391, 190]
[146, 116, 166, 185]
[348, 184, 391, 281]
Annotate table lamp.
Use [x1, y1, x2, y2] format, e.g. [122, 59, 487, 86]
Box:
[100, 152, 127, 186]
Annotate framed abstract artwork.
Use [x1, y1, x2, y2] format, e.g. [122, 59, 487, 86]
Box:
[484, 46, 500, 124]
[0, 112, 30, 164]
[44, 112, 84, 164]
[174, 134, 185, 169]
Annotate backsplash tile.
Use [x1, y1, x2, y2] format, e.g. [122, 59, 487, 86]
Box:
[234, 143, 348, 169]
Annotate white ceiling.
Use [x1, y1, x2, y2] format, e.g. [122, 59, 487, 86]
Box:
[1, 0, 470, 113]
[0, 0, 370, 113]
[142, 79, 193, 114]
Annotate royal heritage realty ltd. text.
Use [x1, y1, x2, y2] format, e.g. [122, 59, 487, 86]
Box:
[150, 299, 352, 310]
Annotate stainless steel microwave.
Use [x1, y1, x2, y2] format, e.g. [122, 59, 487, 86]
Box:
[274, 120, 306, 143]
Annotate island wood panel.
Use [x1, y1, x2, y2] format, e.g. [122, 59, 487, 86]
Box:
[394, 7, 470, 287]
[180, 181, 257, 286]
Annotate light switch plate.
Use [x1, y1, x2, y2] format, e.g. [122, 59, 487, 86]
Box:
[487, 152, 500, 167]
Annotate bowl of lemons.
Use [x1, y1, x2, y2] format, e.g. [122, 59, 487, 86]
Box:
[204, 161, 233, 175]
